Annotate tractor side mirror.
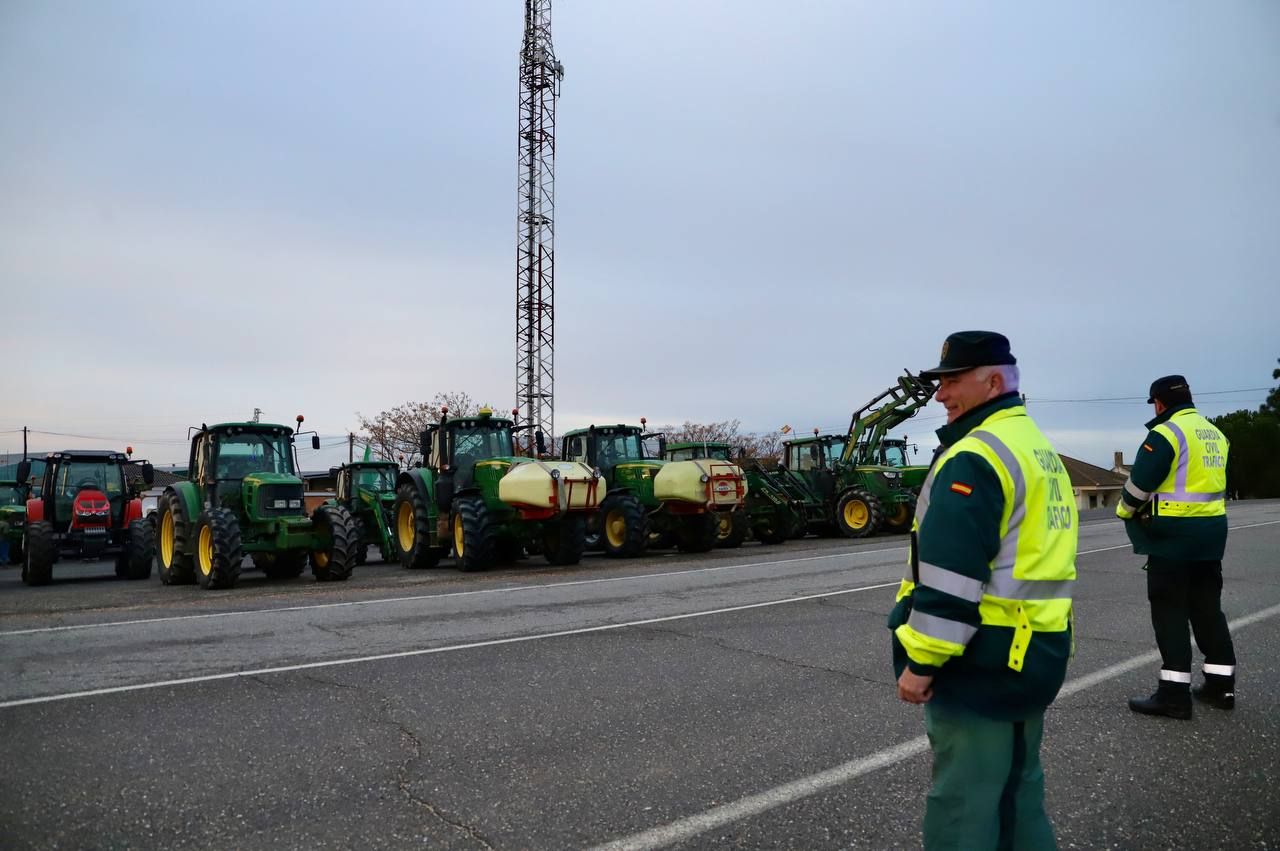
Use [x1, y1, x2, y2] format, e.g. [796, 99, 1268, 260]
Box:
[535, 430, 546, 456]
[16, 460, 30, 484]
[141, 462, 155, 485]
[311, 435, 321, 450]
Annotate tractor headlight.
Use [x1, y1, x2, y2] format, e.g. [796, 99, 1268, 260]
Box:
[883, 471, 899, 480]
[289, 499, 302, 509]
[272, 499, 288, 509]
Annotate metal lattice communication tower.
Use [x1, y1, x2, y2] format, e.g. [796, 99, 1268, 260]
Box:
[516, 0, 563, 449]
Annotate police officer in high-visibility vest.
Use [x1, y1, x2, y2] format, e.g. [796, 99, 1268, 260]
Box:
[890, 331, 1076, 851]
[1119, 375, 1236, 719]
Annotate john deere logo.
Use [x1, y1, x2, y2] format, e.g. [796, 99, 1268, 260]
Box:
[941, 341, 950, 360]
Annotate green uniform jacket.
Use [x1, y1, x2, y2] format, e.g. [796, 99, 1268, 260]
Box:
[1118, 405, 1228, 561]
[888, 393, 1072, 721]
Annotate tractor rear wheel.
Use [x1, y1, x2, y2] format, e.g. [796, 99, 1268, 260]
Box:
[310, 504, 358, 582]
[452, 496, 497, 572]
[836, 488, 883, 539]
[21, 521, 55, 586]
[118, 518, 154, 580]
[157, 491, 196, 585]
[715, 510, 748, 549]
[599, 492, 647, 558]
[195, 508, 242, 589]
[882, 497, 916, 534]
[754, 519, 790, 545]
[393, 483, 442, 569]
[542, 514, 586, 566]
[254, 551, 307, 579]
[676, 512, 719, 553]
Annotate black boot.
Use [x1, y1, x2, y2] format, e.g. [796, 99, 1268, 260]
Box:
[1192, 673, 1235, 710]
[1129, 682, 1192, 720]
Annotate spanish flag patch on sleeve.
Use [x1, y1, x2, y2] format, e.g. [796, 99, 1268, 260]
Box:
[949, 482, 974, 496]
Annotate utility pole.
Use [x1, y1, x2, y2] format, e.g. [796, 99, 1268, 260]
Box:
[516, 0, 564, 450]
[348, 432, 355, 463]
[252, 408, 262, 423]
[22, 426, 28, 460]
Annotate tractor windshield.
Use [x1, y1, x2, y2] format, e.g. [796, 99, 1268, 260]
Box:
[55, 461, 125, 517]
[669, 445, 731, 462]
[880, 443, 909, 468]
[355, 466, 398, 493]
[1, 484, 24, 506]
[596, 432, 644, 466]
[452, 425, 514, 466]
[215, 432, 294, 479]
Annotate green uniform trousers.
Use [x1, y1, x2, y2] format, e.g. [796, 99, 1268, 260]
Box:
[922, 702, 1057, 851]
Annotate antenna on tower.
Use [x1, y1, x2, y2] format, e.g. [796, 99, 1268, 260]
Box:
[516, 0, 563, 451]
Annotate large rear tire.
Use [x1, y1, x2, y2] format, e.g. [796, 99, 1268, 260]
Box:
[393, 483, 442, 569]
[836, 488, 883, 539]
[21, 521, 55, 586]
[253, 551, 307, 579]
[157, 490, 196, 585]
[542, 514, 586, 566]
[452, 496, 497, 572]
[310, 504, 357, 582]
[715, 510, 749, 549]
[599, 492, 647, 558]
[120, 518, 154, 580]
[676, 512, 719, 553]
[195, 507, 243, 590]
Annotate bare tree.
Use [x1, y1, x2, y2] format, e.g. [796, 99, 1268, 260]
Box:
[651, 419, 787, 466]
[356, 392, 483, 466]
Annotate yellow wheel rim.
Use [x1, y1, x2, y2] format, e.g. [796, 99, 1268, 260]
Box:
[198, 525, 213, 575]
[843, 500, 869, 529]
[453, 513, 465, 556]
[717, 514, 732, 539]
[160, 510, 174, 567]
[605, 509, 627, 548]
[397, 501, 415, 552]
[888, 503, 910, 525]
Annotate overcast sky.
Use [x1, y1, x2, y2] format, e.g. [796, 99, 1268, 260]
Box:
[2, 0, 1277, 469]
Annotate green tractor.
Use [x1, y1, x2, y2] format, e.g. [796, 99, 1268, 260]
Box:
[328, 461, 399, 564]
[662, 442, 797, 547]
[393, 408, 602, 572]
[561, 422, 747, 557]
[780, 371, 936, 538]
[0, 480, 25, 565]
[155, 418, 358, 590]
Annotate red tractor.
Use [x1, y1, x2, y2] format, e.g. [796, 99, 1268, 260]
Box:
[17, 450, 156, 586]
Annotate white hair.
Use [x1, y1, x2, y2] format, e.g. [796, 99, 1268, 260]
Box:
[974, 364, 1020, 393]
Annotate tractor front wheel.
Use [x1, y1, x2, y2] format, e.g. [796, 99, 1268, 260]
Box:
[22, 521, 55, 586]
[836, 488, 883, 539]
[715, 510, 749, 549]
[542, 514, 586, 566]
[350, 513, 369, 565]
[599, 493, 647, 558]
[157, 491, 196, 585]
[676, 512, 720, 553]
[451, 496, 497, 572]
[393, 483, 442, 569]
[195, 508, 242, 590]
[882, 497, 916, 534]
[117, 518, 155, 580]
[310, 504, 357, 582]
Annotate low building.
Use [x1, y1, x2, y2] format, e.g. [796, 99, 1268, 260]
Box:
[1060, 455, 1128, 510]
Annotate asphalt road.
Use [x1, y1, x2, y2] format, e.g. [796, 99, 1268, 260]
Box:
[2, 503, 1278, 850]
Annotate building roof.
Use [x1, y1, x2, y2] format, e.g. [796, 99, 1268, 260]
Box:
[1060, 455, 1127, 489]
[124, 463, 184, 488]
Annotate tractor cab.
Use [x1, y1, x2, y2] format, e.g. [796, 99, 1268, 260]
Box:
[190, 422, 315, 518]
[782, 434, 847, 473]
[560, 424, 664, 486]
[336, 461, 400, 505]
[1, 480, 25, 507]
[24, 451, 150, 534]
[423, 408, 518, 489]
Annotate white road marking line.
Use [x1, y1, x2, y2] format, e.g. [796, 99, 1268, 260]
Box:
[588, 601, 1280, 851]
[0, 582, 900, 709]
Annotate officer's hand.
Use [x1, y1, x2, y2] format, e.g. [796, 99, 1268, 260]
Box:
[897, 669, 934, 704]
